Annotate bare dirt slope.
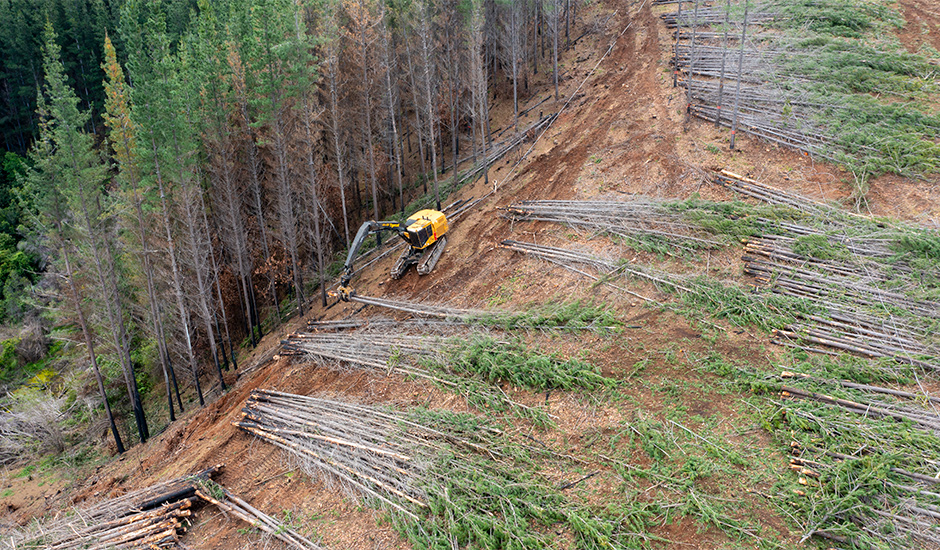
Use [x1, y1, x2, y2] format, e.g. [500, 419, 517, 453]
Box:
[3, 0, 938, 548]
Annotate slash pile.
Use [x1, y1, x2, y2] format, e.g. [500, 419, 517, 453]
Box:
[771, 371, 940, 548]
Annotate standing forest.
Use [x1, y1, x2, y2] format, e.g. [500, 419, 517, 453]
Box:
[0, 0, 571, 454]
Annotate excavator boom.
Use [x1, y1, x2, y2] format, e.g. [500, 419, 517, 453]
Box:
[337, 210, 449, 301]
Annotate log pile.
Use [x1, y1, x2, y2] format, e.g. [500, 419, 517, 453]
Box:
[8, 465, 222, 549]
[306, 317, 463, 332]
[232, 390, 626, 549]
[742, 226, 938, 369]
[279, 329, 550, 417]
[502, 192, 938, 368]
[777, 372, 940, 548]
[711, 170, 837, 215]
[280, 331, 447, 383]
[660, 3, 777, 28]
[504, 199, 724, 250]
[234, 390, 492, 519]
[7, 465, 324, 550]
[13, 500, 193, 549]
[661, 0, 892, 162]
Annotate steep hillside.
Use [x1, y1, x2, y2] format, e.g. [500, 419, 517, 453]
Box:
[3, 0, 938, 549]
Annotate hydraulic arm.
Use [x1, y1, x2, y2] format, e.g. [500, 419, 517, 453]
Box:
[337, 209, 448, 301]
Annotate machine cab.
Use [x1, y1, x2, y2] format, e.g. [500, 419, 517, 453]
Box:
[403, 209, 448, 250]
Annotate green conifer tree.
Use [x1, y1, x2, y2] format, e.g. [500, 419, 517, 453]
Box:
[21, 23, 145, 451]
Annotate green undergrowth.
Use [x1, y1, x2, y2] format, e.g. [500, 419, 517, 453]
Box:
[444, 335, 613, 392]
[690, 347, 940, 549]
[393, 409, 651, 550]
[470, 299, 623, 333]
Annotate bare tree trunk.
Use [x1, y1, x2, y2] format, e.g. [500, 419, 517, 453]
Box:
[205, 101, 253, 353]
[121, 148, 176, 421]
[272, 114, 305, 317]
[553, 0, 560, 100]
[469, 0, 490, 185]
[360, 39, 381, 226]
[379, 11, 405, 215]
[62, 245, 124, 453]
[325, 50, 350, 247]
[418, 0, 441, 210]
[565, 0, 570, 50]
[229, 47, 279, 331]
[180, 182, 226, 393]
[296, 11, 328, 308]
[405, 48, 429, 193]
[151, 139, 204, 407]
[202, 200, 237, 371]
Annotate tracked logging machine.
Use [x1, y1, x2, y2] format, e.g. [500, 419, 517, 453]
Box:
[337, 209, 448, 301]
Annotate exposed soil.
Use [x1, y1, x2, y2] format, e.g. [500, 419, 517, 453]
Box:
[2, 0, 938, 548]
[897, 0, 940, 55]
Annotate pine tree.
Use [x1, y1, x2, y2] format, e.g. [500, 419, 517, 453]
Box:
[102, 34, 183, 422]
[244, 0, 307, 317]
[28, 23, 148, 446]
[22, 80, 126, 454]
[122, 1, 206, 406]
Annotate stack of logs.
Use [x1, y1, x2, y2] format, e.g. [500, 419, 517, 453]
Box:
[503, 199, 724, 250]
[235, 389, 441, 519]
[743, 231, 938, 370]
[711, 170, 837, 215]
[9, 464, 322, 550]
[10, 465, 222, 549]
